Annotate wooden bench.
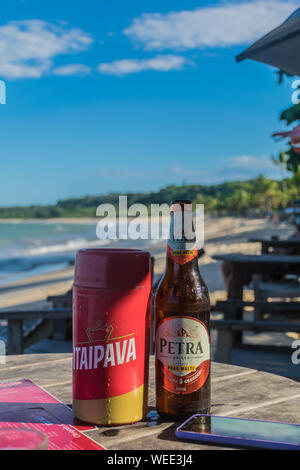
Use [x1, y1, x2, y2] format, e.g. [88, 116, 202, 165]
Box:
[0, 309, 72, 355]
[47, 291, 72, 341]
[212, 299, 300, 317]
[47, 294, 72, 307]
[211, 318, 300, 364]
[211, 299, 300, 364]
[252, 274, 300, 320]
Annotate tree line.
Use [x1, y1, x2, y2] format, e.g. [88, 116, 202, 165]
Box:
[0, 174, 298, 219]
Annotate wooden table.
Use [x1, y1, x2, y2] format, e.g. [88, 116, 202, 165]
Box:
[248, 238, 300, 254]
[212, 253, 300, 302]
[1, 353, 300, 450]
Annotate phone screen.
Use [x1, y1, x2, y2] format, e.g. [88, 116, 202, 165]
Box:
[180, 415, 300, 445]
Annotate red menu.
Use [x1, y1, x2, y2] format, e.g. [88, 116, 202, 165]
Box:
[0, 379, 105, 450]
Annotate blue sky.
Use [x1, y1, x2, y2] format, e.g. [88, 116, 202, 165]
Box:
[0, 0, 299, 206]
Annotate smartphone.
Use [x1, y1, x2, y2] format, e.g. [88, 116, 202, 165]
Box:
[175, 414, 300, 449]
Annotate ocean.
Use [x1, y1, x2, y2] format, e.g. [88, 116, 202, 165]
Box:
[0, 221, 163, 286]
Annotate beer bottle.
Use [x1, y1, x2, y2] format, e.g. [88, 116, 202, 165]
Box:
[155, 199, 210, 417]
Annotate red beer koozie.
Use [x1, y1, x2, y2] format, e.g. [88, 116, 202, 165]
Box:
[72, 249, 151, 425]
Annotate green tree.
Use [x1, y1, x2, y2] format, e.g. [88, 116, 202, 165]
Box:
[223, 189, 251, 215]
[290, 166, 300, 195]
[251, 175, 282, 214]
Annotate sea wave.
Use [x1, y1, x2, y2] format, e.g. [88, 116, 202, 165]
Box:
[24, 237, 114, 256]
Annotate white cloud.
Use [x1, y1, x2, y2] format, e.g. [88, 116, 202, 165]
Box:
[226, 154, 274, 170]
[0, 20, 93, 79]
[53, 63, 91, 76]
[124, 0, 297, 50]
[168, 155, 280, 182]
[96, 155, 281, 186]
[98, 54, 190, 76]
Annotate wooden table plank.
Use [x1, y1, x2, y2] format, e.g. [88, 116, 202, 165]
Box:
[213, 253, 300, 264]
[211, 372, 300, 417]
[1, 353, 300, 450]
[89, 424, 235, 450]
[237, 396, 300, 424]
[248, 239, 300, 255]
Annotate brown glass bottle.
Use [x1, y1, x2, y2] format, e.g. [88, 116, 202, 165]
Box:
[155, 199, 210, 418]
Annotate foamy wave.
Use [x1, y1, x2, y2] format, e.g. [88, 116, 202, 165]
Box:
[25, 238, 113, 256]
[148, 239, 166, 246]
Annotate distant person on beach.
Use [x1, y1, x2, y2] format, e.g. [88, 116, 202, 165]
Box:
[221, 215, 300, 298]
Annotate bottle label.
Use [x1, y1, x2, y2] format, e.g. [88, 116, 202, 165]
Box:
[167, 204, 198, 265]
[167, 245, 198, 265]
[156, 316, 210, 394]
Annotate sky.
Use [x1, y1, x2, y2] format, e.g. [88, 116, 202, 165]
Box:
[0, 0, 299, 206]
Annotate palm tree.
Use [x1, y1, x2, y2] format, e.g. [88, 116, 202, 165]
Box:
[252, 175, 282, 214]
[270, 152, 287, 187]
[270, 152, 288, 206]
[290, 166, 300, 195]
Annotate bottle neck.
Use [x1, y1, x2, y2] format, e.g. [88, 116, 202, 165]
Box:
[166, 208, 198, 268]
[165, 254, 199, 277]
